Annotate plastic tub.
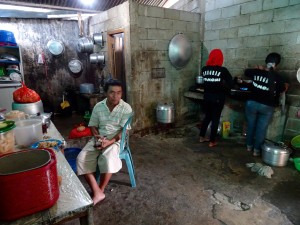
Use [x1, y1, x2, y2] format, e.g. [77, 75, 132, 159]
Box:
[0, 121, 15, 155]
[64, 147, 81, 173]
[291, 135, 300, 150]
[294, 158, 300, 172]
[0, 30, 16, 44]
[14, 119, 43, 147]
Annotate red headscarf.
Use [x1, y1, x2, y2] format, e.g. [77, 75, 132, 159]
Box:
[206, 49, 224, 66]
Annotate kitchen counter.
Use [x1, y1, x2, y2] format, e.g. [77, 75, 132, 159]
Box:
[1, 122, 94, 225]
[184, 91, 204, 100]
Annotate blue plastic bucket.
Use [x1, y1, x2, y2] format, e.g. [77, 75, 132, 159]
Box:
[0, 30, 16, 44]
[64, 148, 81, 173]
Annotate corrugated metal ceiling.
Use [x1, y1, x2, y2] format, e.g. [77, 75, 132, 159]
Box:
[0, 0, 169, 12]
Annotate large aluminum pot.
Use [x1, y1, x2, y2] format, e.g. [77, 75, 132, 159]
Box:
[12, 100, 44, 115]
[156, 103, 175, 124]
[0, 149, 59, 221]
[89, 53, 105, 64]
[262, 140, 291, 166]
[77, 37, 94, 53]
[93, 33, 104, 46]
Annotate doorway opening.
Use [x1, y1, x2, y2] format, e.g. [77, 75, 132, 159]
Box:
[107, 30, 126, 101]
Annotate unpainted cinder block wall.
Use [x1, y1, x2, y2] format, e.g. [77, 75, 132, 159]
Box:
[171, 0, 300, 140]
[90, 0, 202, 132]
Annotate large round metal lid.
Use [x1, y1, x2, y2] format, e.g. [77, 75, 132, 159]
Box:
[47, 40, 64, 56]
[168, 33, 192, 69]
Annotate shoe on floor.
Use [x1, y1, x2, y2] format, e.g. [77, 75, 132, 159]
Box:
[209, 142, 217, 147]
[246, 147, 252, 152]
[199, 137, 209, 143]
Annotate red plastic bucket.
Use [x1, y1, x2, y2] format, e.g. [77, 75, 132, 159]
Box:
[0, 148, 59, 221]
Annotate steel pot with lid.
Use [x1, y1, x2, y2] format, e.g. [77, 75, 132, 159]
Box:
[262, 140, 291, 166]
[156, 103, 175, 124]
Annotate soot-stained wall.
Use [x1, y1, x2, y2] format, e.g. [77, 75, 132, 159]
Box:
[1, 18, 101, 113]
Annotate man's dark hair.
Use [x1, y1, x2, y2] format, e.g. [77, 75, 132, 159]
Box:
[265, 52, 281, 66]
[103, 79, 122, 92]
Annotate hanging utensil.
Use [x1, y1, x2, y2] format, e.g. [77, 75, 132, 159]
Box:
[93, 33, 104, 46]
[89, 53, 105, 64]
[77, 13, 83, 37]
[168, 33, 192, 69]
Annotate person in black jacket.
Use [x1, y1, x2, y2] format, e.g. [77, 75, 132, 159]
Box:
[244, 52, 286, 156]
[199, 49, 233, 147]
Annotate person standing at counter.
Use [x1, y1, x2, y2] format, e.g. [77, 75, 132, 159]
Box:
[76, 79, 132, 205]
[244, 52, 286, 157]
[199, 49, 233, 147]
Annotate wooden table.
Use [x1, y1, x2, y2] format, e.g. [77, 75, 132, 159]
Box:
[1, 122, 94, 225]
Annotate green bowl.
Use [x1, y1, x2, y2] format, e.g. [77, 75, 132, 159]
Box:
[291, 135, 300, 150]
[294, 158, 300, 172]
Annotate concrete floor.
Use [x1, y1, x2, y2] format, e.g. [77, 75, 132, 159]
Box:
[52, 113, 300, 225]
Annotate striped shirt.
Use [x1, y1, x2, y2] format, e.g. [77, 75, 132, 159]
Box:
[88, 98, 132, 139]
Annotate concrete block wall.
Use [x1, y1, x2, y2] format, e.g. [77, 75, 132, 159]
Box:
[89, 1, 202, 131]
[129, 2, 201, 130]
[203, 0, 300, 96]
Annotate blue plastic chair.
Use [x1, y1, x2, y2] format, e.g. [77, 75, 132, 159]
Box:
[96, 113, 136, 188]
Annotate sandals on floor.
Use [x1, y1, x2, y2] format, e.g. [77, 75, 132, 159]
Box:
[199, 137, 209, 143]
[209, 142, 217, 147]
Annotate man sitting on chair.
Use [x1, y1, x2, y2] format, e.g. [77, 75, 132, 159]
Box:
[76, 79, 132, 205]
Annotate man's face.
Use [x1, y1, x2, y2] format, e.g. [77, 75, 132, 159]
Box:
[107, 85, 122, 106]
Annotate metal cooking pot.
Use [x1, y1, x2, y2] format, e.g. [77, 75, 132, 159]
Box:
[262, 140, 291, 166]
[93, 33, 104, 46]
[77, 37, 94, 53]
[0, 149, 59, 221]
[12, 100, 44, 115]
[156, 103, 175, 124]
[196, 75, 204, 84]
[89, 53, 105, 64]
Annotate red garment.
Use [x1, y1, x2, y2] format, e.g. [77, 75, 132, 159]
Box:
[206, 49, 224, 66]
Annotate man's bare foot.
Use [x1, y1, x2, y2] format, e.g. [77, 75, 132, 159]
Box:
[92, 191, 105, 205]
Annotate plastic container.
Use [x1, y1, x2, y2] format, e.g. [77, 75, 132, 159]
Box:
[0, 30, 17, 45]
[293, 158, 300, 172]
[0, 120, 15, 155]
[64, 147, 81, 173]
[14, 119, 43, 147]
[291, 134, 300, 150]
[5, 110, 27, 121]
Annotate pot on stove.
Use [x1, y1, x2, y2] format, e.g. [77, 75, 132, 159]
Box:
[196, 75, 204, 84]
